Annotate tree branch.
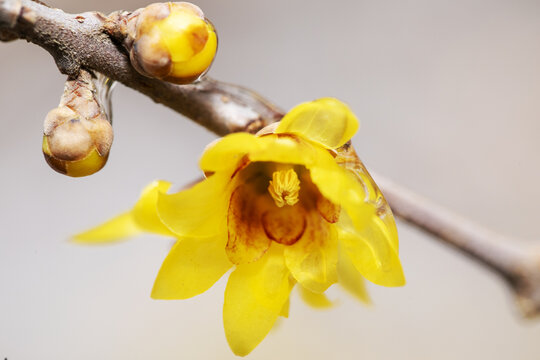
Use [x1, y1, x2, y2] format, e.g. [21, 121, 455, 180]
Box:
[0, 0, 283, 135]
[2, 0, 540, 317]
[373, 174, 540, 318]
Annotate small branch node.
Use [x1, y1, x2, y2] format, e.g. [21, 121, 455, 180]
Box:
[511, 251, 540, 318]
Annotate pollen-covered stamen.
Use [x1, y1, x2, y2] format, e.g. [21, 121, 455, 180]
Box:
[268, 168, 300, 207]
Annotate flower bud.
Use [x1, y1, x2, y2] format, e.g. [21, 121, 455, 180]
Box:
[127, 2, 217, 84]
[43, 71, 114, 177]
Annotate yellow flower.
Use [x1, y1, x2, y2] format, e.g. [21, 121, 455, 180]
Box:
[75, 98, 405, 356]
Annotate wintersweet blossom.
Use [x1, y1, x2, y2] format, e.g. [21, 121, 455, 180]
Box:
[75, 98, 405, 356]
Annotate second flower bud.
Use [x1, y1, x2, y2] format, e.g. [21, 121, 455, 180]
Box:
[127, 2, 217, 84]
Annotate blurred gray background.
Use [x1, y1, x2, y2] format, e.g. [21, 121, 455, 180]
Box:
[1, 0, 540, 358]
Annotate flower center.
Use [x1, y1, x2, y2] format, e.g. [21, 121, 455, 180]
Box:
[268, 168, 300, 207]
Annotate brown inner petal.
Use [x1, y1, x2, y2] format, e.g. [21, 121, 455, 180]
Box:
[316, 196, 341, 223]
[226, 184, 271, 265]
[262, 205, 307, 246]
[226, 162, 340, 267]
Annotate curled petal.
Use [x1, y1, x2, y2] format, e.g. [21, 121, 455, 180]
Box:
[132, 180, 174, 236]
[199, 133, 261, 173]
[309, 161, 404, 286]
[284, 213, 338, 293]
[321, 146, 404, 286]
[275, 98, 359, 149]
[223, 245, 292, 357]
[158, 172, 230, 238]
[248, 135, 326, 167]
[151, 234, 231, 299]
[338, 213, 405, 287]
[200, 132, 329, 173]
[334, 143, 399, 250]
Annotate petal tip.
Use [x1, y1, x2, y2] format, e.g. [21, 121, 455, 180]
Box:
[71, 212, 141, 245]
[276, 97, 359, 149]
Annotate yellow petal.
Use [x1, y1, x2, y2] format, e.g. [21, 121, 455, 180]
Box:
[249, 134, 327, 167]
[157, 172, 230, 238]
[200, 132, 330, 174]
[199, 133, 260, 173]
[335, 144, 399, 250]
[298, 285, 334, 309]
[337, 240, 371, 304]
[338, 212, 405, 287]
[73, 180, 173, 243]
[327, 147, 404, 286]
[276, 98, 359, 149]
[73, 212, 140, 244]
[151, 234, 231, 299]
[132, 180, 174, 236]
[309, 163, 373, 232]
[284, 213, 338, 293]
[223, 245, 291, 357]
[279, 277, 296, 318]
[279, 297, 290, 318]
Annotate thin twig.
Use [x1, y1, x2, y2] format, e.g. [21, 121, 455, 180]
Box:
[1, 0, 540, 317]
[373, 174, 540, 318]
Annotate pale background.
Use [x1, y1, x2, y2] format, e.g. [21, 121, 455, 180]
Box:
[1, 0, 540, 359]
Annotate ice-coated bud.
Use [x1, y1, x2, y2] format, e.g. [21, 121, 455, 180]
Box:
[43, 107, 113, 177]
[127, 2, 217, 84]
[43, 71, 114, 177]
